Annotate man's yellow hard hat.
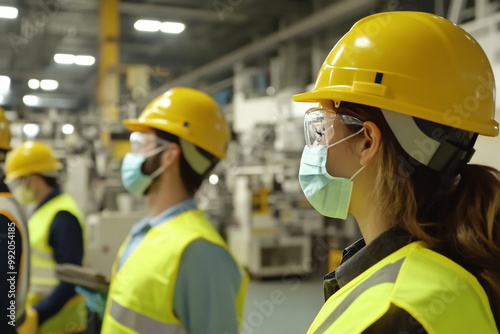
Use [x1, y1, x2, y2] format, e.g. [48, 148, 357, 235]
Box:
[294, 11, 498, 136]
[123, 87, 230, 159]
[5, 141, 62, 181]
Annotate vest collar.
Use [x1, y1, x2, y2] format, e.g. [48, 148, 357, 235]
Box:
[323, 227, 413, 301]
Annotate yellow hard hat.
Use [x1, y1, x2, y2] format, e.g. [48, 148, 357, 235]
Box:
[5, 141, 62, 181]
[123, 87, 230, 159]
[0, 107, 12, 151]
[294, 11, 498, 136]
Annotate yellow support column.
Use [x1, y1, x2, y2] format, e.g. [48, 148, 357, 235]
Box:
[98, 0, 120, 146]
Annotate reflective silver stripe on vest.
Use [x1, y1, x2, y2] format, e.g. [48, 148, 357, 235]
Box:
[313, 258, 405, 334]
[30, 284, 54, 295]
[110, 299, 187, 334]
[31, 266, 56, 278]
[31, 248, 53, 261]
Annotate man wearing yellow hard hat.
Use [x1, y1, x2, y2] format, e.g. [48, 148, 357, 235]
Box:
[6, 141, 87, 334]
[294, 12, 498, 333]
[0, 108, 32, 334]
[92, 87, 248, 333]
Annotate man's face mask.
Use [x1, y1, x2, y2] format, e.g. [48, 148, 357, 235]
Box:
[121, 132, 170, 196]
[12, 176, 36, 205]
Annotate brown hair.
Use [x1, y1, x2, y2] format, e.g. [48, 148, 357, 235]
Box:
[338, 101, 500, 323]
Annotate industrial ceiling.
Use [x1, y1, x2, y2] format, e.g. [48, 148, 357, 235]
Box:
[0, 0, 470, 115]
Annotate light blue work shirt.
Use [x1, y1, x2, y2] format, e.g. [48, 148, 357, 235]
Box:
[117, 198, 197, 271]
[117, 198, 243, 334]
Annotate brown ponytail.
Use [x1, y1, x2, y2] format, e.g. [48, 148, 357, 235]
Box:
[447, 164, 500, 319]
[337, 102, 500, 323]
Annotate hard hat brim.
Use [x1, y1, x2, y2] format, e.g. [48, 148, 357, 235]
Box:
[122, 119, 153, 133]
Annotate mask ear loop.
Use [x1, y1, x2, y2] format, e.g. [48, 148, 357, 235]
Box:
[143, 142, 170, 158]
[350, 165, 365, 181]
[145, 142, 171, 179]
[326, 127, 364, 149]
[325, 126, 366, 181]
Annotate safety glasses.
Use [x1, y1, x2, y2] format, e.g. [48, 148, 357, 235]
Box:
[129, 131, 170, 154]
[304, 107, 364, 147]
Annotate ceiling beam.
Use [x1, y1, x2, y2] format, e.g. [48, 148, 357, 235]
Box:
[120, 2, 248, 24]
[144, 0, 377, 104]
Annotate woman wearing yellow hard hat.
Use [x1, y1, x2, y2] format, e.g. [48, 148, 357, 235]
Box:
[294, 12, 499, 333]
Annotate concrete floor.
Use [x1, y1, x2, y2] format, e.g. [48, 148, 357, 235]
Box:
[242, 276, 325, 334]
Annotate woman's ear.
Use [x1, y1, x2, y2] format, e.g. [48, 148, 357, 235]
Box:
[161, 143, 181, 169]
[359, 121, 381, 166]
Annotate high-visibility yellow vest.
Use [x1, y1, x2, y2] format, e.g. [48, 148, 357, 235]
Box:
[307, 241, 498, 333]
[101, 209, 249, 334]
[28, 193, 87, 334]
[0, 192, 29, 327]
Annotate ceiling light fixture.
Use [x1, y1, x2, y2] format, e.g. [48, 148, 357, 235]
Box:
[28, 79, 40, 89]
[40, 79, 59, 91]
[75, 55, 95, 66]
[54, 54, 75, 64]
[134, 20, 185, 34]
[0, 6, 18, 19]
[54, 54, 95, 66]
[134, 20, 161, 32]
[160, 22, 185, 34]
[0, 76, 11, 92]
[23, 95, 39, 106]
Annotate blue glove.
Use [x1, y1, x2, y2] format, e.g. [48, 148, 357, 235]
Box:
[75, 286, 108, 320]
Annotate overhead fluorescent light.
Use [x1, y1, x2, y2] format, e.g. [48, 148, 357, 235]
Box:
[28, 79, 40, 89]
[134, 20, 161, 32]
[40, 79, 59, 91]
[0, 76, 11, 91]
[160, 22, 185, 34]
[54, 54, 75, 64]
[23, 123, 40, 138]
[0, 6, 18, 19]
[23, 95, 39, 106]
[75, 55, 95, 66]
[62, 124, 74, 135]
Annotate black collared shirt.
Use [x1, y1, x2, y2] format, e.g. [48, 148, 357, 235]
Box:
[322, 228, 427, 333]
[324, 228, 413, 300]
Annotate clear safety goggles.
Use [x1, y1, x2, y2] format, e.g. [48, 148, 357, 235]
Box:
[7, 176, 30, 189]
[304, 107, 364, 147]
[129, 131, 170, 154]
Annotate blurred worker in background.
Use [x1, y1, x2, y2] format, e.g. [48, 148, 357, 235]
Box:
[91, 87, 248, 333]
[0, 108, 33, 334]
[294, 12, 499, 333]
[6, 141, 87, 334]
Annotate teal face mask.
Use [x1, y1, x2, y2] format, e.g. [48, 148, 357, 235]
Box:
[298, 128, 364, 219]
[121, 144, 168, 196]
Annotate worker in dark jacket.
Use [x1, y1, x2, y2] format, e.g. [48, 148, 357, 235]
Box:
[6, 141, 86, 334]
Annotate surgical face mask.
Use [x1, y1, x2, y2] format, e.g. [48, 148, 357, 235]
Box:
[121, 143, 169, 196]
[299, 128, 365, 219]
[13, 177, 36, 205]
